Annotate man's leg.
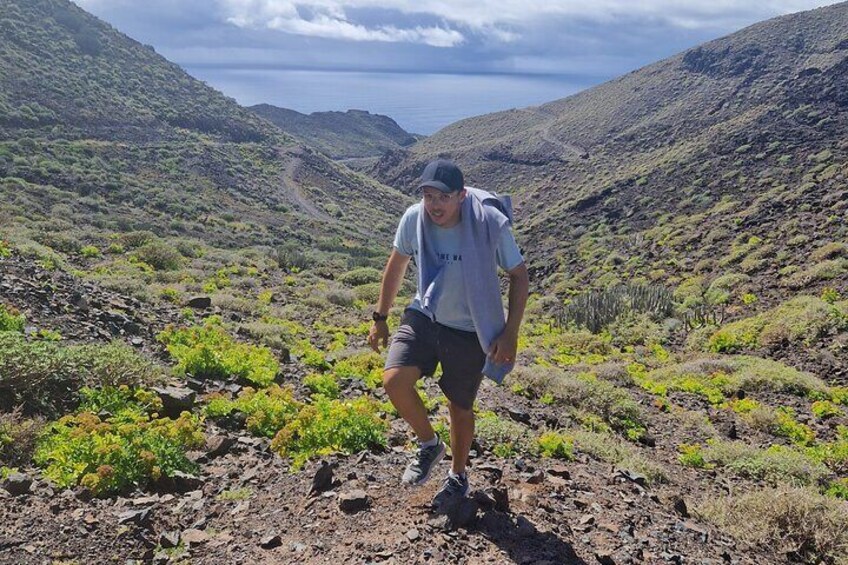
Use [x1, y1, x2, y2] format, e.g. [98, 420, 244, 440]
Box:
[383, 365, 435, 442]
[385, 365, 446, 485]
[448, 400, 474, 474]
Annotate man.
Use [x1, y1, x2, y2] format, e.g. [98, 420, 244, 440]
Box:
[368, 159, 528, 507]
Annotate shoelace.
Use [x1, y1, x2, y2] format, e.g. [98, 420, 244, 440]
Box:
[443, 475, 465, 493]
[416, 443, 437, 464]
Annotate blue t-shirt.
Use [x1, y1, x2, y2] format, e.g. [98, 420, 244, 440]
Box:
[393, 203, 524, 332]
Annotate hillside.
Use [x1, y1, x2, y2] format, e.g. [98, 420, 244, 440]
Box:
[250, 105, 420, 160]
[0, 0, 410, 262]
[371, 2, 848, 310]
[1, 2, 847, 564]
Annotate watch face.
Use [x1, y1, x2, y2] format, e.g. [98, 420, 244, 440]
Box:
[372, 312, 387, 322]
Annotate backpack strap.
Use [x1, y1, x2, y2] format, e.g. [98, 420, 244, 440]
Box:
[464, 186, 513, 225]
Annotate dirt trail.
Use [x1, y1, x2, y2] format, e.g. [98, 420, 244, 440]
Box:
[278, 149, 334, 223]
[519, 108, 588, 159]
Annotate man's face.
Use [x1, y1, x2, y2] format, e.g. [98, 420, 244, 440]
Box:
[422, 187, 465, 227]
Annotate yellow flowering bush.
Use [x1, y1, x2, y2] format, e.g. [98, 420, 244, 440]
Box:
[158, 317, 280, 386]
[34, 386, 204, 496]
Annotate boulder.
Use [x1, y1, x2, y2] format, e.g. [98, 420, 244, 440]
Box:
[159, 531, 180, 549]
[205, 435, 234, 460]
[152, 386, 196, 418]
[117, 508, 153, 529]
[259, 534, 282, 549]
[186, 296, 211, 309]
[2, 473, 32, 496]
[338, 489, 369, 513]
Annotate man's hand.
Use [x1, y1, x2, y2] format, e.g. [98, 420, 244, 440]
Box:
[489, 329, 518, 365]
[368, 321, 389, 353]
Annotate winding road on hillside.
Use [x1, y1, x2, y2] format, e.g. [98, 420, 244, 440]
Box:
[279, 150, 333, 223]
[519, 107, 588, 159]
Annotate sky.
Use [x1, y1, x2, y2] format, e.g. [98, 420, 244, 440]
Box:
[73, 0, 842, 134]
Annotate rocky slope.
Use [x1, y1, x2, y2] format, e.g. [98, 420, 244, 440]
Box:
[0, 0, 410, 254]
[370, 2, 848, 306]
[250, 105, 421, 160]
[0, 250, 798, 565]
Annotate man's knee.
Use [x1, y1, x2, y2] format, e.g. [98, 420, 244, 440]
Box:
[383, 366, 419, 393]
[448, 401, 474, 418]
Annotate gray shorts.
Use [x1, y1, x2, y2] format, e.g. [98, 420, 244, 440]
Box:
[384, 309, 485, 410]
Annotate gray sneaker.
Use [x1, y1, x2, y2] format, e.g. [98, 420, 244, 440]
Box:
[402, 436, 446, 485]
[431, 473, 470, 509]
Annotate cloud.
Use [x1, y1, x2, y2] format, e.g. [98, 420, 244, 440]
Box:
[264, 15, 464, 47]
[215, 0, 840, 47]
[219, 0, 464, 46]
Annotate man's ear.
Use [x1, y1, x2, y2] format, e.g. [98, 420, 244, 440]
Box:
[459, 189, 467, 202]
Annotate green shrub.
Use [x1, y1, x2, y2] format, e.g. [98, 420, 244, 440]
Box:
[731, 356, 830, 397]
[80, 245, 100, 258]
[697, 486, 848, 564]
[332, 351, 383, 389]
[271, 395, 388, 470]
[705, 273, 750, 305]
[811, 400, 842, 419]
[303, 372, 340, 399]
[205, 386, 302, 437]
[678, 443, 707, 468]
[508, 365, 646, 438]
[784, 259, 847, 290]
[0, 304, 25, 332]
[160, 287, 181, 303]
[133, 241, 183, 271]
[674, 276, 705, 309]
[646, 355, 829, 401]
[537, 431, 574, 459]
[475, 410, 538, 457]
[821, 287, 841, 304]
[570, 429, 667, 484]
[338, 267, 383, 287]
[607, 311, 668, 347]
[707, 296, 846, 352]
[325, 288, 355, 307]
[726, 397, 760, 414]
[34, 388, 204, 496]
[78, 385, 163, 421]
[158, 318, 280, 386]
[117, 231, 155, 249]
[0, 408, 45, 467]
[825, 478, 848, 500]
[0, 333, 161, 416]
[629, 359, 729, 404]
[805, 426, 848, 471]
[701, 441, 828, 486]
[217, 487, 252, 501]
[291, 339, 330, 371]
[0, 239, 11, 258]
[353, 282, 381, 304]
[773, 407, 816, 446]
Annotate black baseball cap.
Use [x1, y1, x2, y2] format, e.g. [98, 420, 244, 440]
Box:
[417, 159, 464, 193]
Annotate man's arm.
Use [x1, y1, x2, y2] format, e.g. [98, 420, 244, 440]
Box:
[489, 261, 529, 364]
[368, 249, 411, 352]
[375, 249, 411, 317]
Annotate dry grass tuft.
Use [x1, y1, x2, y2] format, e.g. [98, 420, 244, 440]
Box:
[697, 486, 848, 564]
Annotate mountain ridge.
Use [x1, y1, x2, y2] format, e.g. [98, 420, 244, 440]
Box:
[370, 1, 848, 308]
[250, 104, 421, 160]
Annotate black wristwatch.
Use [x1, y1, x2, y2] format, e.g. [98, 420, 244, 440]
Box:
[372, 311, 388, 323]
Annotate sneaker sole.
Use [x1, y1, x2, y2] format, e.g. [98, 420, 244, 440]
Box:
[407, 442, 446, 486]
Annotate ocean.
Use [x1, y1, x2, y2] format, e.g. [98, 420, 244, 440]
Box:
[183, 68, 595, 135]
